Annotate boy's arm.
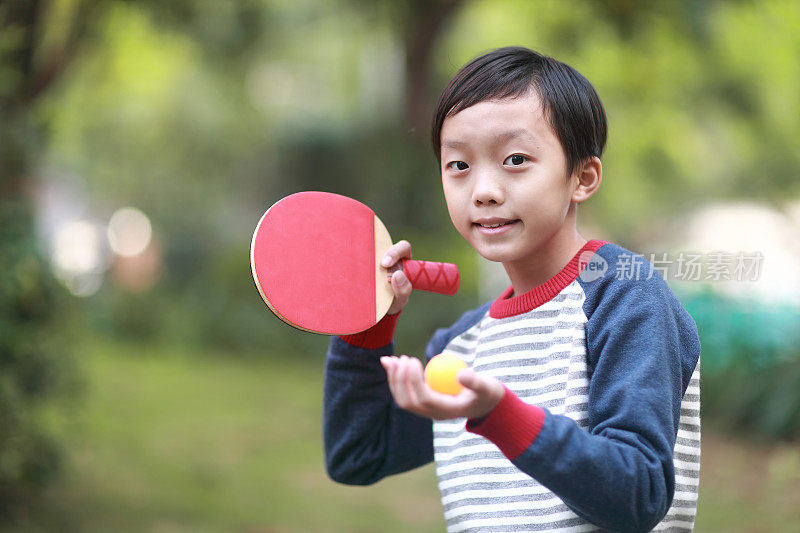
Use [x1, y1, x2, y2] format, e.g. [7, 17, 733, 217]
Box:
[324, 240, 439, 484]
[323, 298, 492, 485]
[467, 272, 700, 532]
[323, 313, 435, 485]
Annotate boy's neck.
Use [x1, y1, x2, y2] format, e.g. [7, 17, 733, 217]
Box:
[502, 229, 588, 297]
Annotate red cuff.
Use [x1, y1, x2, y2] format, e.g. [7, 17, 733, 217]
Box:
[338, 312, 400, 349]
[466, 386, 545, 461]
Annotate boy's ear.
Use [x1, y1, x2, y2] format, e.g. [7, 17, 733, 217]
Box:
[571, 156, 602, 203]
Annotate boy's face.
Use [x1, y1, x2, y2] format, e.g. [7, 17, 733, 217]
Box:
[439, 92, 580, 270]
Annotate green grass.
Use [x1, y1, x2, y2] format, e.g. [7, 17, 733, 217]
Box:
[694, 431, 800, 531]
[4, 337, 800, 531]
[11, 338, 444, 532]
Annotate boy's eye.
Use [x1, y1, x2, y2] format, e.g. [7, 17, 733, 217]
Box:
[504, 154, 528, 166]
[447, 161, 469, 171]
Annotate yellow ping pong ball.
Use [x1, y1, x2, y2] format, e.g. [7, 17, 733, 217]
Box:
[424, 353, 467, 395]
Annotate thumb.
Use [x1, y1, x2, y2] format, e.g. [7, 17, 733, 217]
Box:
[457, 368, 497, 396]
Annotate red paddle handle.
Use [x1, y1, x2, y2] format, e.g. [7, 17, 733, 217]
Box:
[402, 259, 460, 295]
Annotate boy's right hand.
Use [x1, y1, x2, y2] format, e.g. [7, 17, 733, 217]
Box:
[380, 355, 504, 421]
[381, 240, 413, 315]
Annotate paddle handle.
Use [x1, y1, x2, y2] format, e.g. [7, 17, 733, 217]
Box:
[402, 259, 460, 295]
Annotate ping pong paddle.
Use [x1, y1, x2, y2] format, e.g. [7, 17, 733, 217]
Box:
[250, 191, 460, 335]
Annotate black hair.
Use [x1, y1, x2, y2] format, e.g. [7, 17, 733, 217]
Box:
[431, 46, 607, 178]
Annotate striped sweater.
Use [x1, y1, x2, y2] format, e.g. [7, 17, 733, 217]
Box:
[324, 240, 701, 532]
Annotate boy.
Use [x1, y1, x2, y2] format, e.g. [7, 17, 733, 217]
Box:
[323, 47, 701, 532]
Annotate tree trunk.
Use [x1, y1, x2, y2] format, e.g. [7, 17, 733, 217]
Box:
[402, 0, 464, 140]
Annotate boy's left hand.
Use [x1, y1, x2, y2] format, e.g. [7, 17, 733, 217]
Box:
[380, 355, 504, 421]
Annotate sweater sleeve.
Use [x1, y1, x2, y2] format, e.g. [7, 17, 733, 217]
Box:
[323, 302, 492, 485]
[323, 314, 434, 485]
[467, 264, 701, 532]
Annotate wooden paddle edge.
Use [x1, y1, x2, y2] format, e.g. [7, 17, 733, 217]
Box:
[374, 215, 394, 323]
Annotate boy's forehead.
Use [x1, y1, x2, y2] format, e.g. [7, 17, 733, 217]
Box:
[442, 127, 535, 150]
[440, 95, 553, 147]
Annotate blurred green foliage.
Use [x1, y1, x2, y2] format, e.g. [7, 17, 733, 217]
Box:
[0, 201, 80, 515]
[681, 289, 800, 441]
[38, 0, 800, 349]
[703, 359, 800, 441]
[41, 0, 800, 243]
[1, 0, 80, 515]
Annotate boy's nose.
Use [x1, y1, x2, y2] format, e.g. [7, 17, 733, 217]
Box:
[472, 171, 504, 206]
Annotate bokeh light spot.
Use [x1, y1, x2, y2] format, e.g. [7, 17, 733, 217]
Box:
[51, 220, 108, 297]
[108, 207, 152, 257]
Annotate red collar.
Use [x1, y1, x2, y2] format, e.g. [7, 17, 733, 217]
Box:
[489, 240, 608, 318]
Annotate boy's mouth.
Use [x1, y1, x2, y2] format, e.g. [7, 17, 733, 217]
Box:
[473, 218, 519, 233]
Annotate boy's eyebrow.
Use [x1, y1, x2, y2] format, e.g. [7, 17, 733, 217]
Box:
[442, 128, 536, 150]
[441, 139, 468, 149]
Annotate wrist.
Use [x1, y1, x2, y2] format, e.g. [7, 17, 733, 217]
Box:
[472, 380, 505, 422]
[338, 311, 401, 349]
[466, 386, 546, 461]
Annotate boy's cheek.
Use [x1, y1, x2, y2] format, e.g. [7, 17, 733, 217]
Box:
[441, 196, 460, 229]
[449, 214, 472, 240]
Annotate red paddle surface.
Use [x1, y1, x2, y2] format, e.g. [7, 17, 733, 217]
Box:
[251, 192, 377, 334]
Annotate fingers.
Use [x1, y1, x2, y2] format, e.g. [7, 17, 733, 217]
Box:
[458, 368, 503, 399]
[382, 240, 413, 315]
[457, 368, 505, 419]
[380, 355, 467, 420]
[386, 270, 412, 315]
[380, 357, 505, 421]
[381, 355, 423, 413]
[457, 368, 485, 393]
[381, 240, 412, 270]
[398, 355, 425, 407]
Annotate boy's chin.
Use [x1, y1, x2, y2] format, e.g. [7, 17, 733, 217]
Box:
[473, 242, 539, 267]
[463, 234, 527, 264]
[474, 247, 515, 264]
